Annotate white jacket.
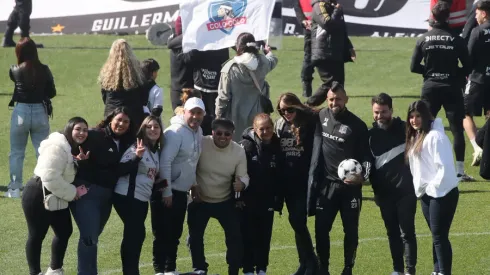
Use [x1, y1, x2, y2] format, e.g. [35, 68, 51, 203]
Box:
[408, 118, 459, 198]
[34, 132, 77, 201]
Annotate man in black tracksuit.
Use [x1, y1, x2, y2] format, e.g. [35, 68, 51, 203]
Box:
[307, 82, 371, 275]
[292, 0, 315, 97]
[463, 0, 490, 166]
[410, 1, 473, 180]
[462, 0, 479, 43]
[167, 16, 194, 111]
[2, 0, 31, 47]
[368, 93, 417, 275]
[307, 0, 355, 107]
[238, 126, 283, 275]
[182, 48, 229, 135]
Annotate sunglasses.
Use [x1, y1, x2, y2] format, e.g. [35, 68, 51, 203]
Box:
[214, 131, 232, 137]
[279, 107, 296, 115]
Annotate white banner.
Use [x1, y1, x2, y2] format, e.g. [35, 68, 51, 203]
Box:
[180, 0, 275, 53]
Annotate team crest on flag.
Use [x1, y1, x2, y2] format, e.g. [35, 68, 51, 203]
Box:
[207, 0, 248, 34]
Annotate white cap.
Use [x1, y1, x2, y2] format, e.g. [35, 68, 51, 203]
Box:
[184, 97, 206, 114]
[219, 5, 232, 11]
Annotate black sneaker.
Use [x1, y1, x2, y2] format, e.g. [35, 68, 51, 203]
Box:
[1, 37, 16, 47]
[302, 81, 312, 97]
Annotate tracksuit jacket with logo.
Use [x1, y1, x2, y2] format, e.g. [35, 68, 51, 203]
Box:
[307, 107, 371, 216]
[467, 21, 490, 85]
[410, 22, 471, 87]
[368, 117, 415, 199]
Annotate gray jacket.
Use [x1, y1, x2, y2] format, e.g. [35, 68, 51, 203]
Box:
[216, 52, 278, 141]
[159, 115, 203, 197]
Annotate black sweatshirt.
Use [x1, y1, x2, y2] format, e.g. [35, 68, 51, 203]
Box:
[167, 34, 194, 92]
[368, 117, 415, 199]
[468, 21, 490, 85]
[410, 22, 470, 86]
[239, 128, 283, 211]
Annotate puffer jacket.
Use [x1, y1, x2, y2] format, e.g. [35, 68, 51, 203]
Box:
[34, 132, 77, 201]
[310, 0, 354, 63]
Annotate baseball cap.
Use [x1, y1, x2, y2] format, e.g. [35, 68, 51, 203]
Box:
[184, 97, 206, 114]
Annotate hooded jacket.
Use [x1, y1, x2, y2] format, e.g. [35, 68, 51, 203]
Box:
[368, 117, 415, 199]
[408, 118, 459, 198]
[216, 52, 278, 141]
[310, 0, 354, 63]
[159, 115, 203, 197]
[239, 127, 283, 210]
[34, 132, 77, 202]
[183, 48, 230, 93]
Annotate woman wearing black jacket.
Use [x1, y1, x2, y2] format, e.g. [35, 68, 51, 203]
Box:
[238, 113, 282, 275]
[274, 93, 319, 275]
[69, 107, 135, 275]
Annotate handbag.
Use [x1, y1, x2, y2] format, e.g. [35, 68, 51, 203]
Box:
[42, 183, 69, 211]
[247, 69, 274, 114]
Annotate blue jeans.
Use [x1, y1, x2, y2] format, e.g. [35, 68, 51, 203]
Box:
[421, 187, 459, 275]
[70, 184, 113, 275]
[9, 103, 49, 189]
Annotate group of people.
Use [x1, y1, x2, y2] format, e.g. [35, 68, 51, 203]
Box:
[4, 0, 490, 275]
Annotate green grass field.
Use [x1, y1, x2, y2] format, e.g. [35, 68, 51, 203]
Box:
[0, 35, 489, 275]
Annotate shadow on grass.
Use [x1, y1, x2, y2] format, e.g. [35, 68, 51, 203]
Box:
[0, 186, 9, 192]
[459, 189, 490, 194]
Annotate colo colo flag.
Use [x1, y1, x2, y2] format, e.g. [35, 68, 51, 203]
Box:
[180, 0, 276, 53]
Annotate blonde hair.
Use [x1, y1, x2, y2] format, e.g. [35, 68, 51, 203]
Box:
[98, 39, 144, 91]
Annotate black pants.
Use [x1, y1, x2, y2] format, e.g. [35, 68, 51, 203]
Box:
[170, 89, 183, 111]
[21, 177, 73, 275]
[378, 194, 417, 274]
[307, 59, 345, 107]
[187, 199, 243, 273]
[200, 92, 218, 136]
[5, 0, 32, 38]
[113, 193, 149, 275]
[421, 83, 465, 162]
[301, 30, 315, 96]
[421, 188, 459, 275]
[151, 189, 188, 273]
[285, 192, 316, 267]
[315, 184, 361, 273]
[241, 206, 274, 273]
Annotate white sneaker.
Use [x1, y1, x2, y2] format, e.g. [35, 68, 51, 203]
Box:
[244, 273, 254, 275]
[257, 271, 267, 275]
[45, 267, 64, 275]
[472, 148, 483, 166]
[156, 273, 165, 275]
[5, 188, 20, 198]
[164, 272, 179, 275]
[389, 272, 403, 275]
[193, 271, 206, 275]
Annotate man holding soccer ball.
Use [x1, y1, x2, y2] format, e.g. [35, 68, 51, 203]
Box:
[307, 82, 371, 275]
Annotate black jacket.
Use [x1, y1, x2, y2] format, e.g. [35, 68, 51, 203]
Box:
[76, 126, 134, 189]
[307, 107, 371, 216]
[410, 22, 470, 85]
[168, 34, 194, 92]
[476, 119, 490, 180]
[310, 0, 354, 63]
[368, 117, 415, 199]
[468, 21, 490, 85]
[239, 127, 283, 211]
[183, 48, 229, 92]
[462, 3, 478, 44]
[9, 63, 56, 105]
[102, 86, 146, 129]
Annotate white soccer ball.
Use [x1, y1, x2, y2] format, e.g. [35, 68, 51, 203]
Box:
[338, 159, 362, 181]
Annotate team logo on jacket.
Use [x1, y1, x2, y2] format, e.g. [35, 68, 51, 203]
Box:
[207, 0, 247, 34]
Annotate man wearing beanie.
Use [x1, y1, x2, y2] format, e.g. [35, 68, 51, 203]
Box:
[188, 118, 249, 275]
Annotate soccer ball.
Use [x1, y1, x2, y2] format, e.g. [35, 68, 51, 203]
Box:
[338, 159, 362, 181]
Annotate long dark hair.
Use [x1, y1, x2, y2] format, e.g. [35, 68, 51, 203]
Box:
[405, 100, 434, 159]
[96, 107, 133, 137]
[235, 32, 259, 56]
[15, 37, 45, 85]
[63, 117, 89, 148]
[277, 92, 316, 146]
[136, 115, 164, 150]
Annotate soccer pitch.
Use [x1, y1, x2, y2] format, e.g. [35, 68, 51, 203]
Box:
[0, 35, 489, 275]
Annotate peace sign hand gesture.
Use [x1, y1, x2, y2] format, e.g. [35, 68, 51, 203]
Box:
[135, 138, 146, 158]
[74, 146, 90, 160]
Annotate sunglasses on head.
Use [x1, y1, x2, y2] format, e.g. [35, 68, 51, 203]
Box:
[279, 107, 296, 115]
[215, 131, 232, 137]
